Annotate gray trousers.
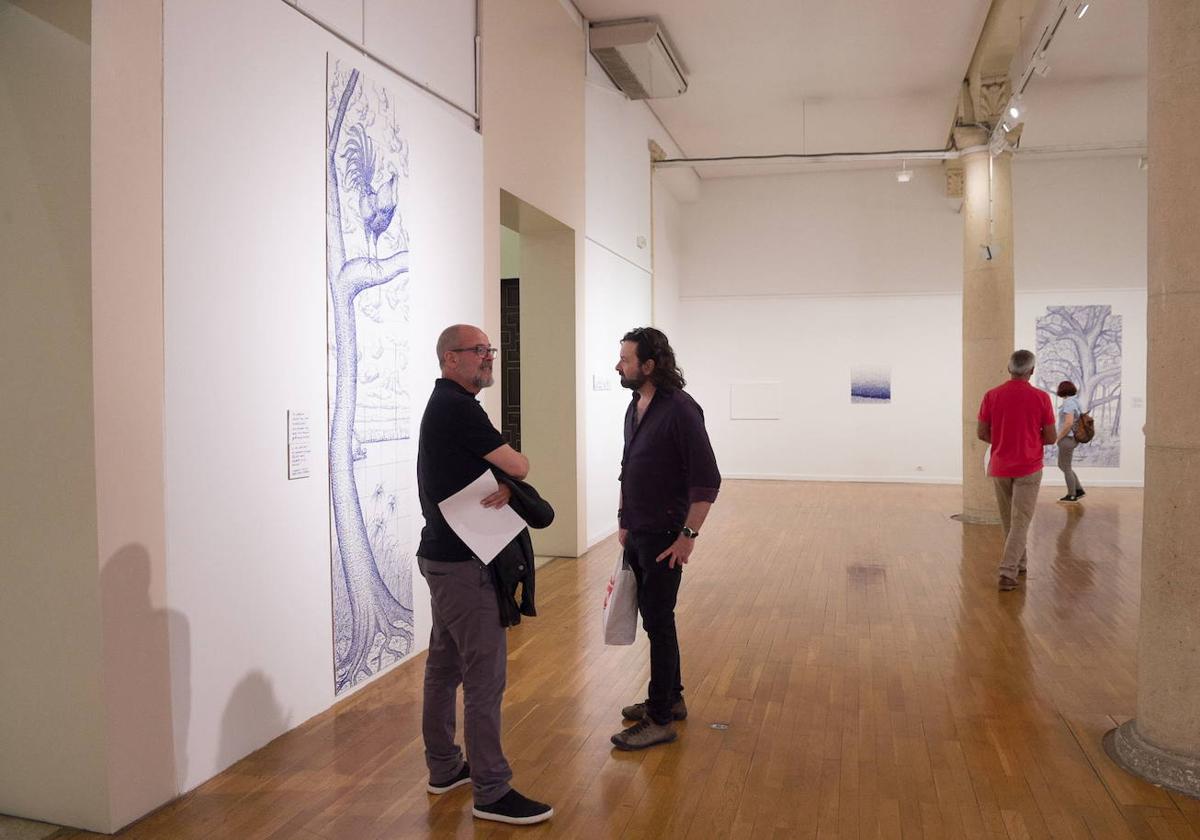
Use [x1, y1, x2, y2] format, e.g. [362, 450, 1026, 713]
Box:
[1057, 437, 1081, 496]
[992, 470, 1043, 579]
[418, 557, 511, 806]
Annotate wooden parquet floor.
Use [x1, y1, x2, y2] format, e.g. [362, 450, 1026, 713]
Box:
[52, 480, 1200, 839]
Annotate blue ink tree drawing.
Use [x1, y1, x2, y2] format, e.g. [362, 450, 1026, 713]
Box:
[327, 61, 415, 694]
[1035, 305, 1122, 467]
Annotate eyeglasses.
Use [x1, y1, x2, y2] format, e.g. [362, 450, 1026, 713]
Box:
[450, 345, 499, 359]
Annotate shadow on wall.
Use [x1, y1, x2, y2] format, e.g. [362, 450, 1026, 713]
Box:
[100, 544, 190, 811]
[218, 672, 288, 774]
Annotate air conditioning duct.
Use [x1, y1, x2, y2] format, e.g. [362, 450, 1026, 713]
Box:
[589, 20, 687, 100]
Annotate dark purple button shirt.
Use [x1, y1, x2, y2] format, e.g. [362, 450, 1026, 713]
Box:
[619, 387, 720, 532]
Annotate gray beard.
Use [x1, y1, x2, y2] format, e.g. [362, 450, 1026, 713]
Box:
[473, 371, 495, 389]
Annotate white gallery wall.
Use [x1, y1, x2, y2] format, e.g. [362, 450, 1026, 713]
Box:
[583, 241, 650, 544]
[681, 293, 966, 483]
[582, 57, 694, 546]
[676, 155, 1147, 487]
[650, 173, 687, 339]
[162, 0, 481, 800]
[1012, 155, 1148, 290]
[680, 163, 964, 298]
[1013, 155, 1149, 485]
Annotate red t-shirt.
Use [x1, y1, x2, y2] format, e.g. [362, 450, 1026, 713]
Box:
[978, 380, 1055, 477]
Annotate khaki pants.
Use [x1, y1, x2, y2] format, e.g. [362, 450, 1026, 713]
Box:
[992, 470, 1043, 580]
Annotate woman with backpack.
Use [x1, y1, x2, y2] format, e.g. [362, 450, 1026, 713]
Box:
[1055, 380, 1086, 502]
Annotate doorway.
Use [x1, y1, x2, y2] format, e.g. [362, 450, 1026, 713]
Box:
[498, 190, 581, 557]
[499, 276, 521, 451]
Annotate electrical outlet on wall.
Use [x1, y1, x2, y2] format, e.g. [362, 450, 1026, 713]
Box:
[592, 374, 612, 391]
[915, 465, 924, 472]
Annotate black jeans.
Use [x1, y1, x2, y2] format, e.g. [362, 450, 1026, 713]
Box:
[625, 530, 684, 725]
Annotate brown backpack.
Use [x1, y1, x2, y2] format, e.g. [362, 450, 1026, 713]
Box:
[1073, 412, 1096, 443]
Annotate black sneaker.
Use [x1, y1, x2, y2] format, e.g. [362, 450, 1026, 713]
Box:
[472, 789, 553, 825]
[621, 697, 687, 722]
[1076, 488, 1086, 498]
[1058, 494, 1079, 503]
[427, 762, 470, 794]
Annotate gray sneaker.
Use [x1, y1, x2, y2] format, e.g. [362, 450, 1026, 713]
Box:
[621, 697, 687, 722]
[611, 719, 678, 751]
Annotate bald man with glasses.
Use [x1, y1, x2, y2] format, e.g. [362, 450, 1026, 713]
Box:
[415, 324, 552, 825]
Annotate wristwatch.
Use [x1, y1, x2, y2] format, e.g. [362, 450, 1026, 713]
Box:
[681, 526, 699, 539]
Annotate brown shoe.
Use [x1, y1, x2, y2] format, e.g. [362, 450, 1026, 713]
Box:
[621, 697, 687, 722]
[611, 719, 677, 751]
[999, 576, 1019, 591]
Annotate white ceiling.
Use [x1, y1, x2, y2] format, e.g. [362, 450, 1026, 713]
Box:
[574, 0, 1147, 176]
[1034, 0, 1147, 83]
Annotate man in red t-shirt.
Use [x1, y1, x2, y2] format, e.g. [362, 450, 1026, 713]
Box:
[977, 350, 1057, 590]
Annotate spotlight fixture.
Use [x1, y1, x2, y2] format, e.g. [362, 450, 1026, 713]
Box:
[1033, 55, 1051, 77]
[896, 161, 913, 183]
[1075, 2, 1090, 19]
[1138, 156, 1149, 171]
[1006, 94, 1026, 124]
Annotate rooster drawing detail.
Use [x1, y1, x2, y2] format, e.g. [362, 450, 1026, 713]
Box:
[341, 123, 398, 258]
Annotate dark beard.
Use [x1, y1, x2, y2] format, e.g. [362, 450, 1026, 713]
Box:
[620, 374, 643, 390]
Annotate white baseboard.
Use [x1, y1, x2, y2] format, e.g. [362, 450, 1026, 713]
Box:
[721, 472, 961, 485]
[586, 523, 620, 551]
[719, 473, 1144, 488]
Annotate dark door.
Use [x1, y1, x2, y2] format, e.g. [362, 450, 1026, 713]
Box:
[500, 277, 521, 451]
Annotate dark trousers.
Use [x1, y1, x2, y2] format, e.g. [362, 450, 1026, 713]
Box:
[1058, 437, 1081, 496]
[418, 557, 512, 806]
[625, 530, 684, 725]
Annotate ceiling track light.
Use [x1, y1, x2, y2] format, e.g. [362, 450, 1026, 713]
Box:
[896, 160, 913, 183]
[1006, 94, 1027, 124]
[1075, 1, 1090, 19]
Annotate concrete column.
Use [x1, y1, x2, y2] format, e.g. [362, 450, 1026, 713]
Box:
[1105, 0, 1200, 798]
[957, 127, 1014, 524]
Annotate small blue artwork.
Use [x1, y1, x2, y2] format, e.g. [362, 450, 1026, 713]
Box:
[850, 366, 891, 404]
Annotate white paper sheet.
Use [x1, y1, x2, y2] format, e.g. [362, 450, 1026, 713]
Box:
[437, 470, 526, 564]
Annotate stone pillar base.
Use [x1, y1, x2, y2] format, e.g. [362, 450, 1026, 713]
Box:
[951, 512, 1001, 525]
[1104, 720, 1200, 799]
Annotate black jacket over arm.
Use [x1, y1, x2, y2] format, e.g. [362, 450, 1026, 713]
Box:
[490, 471, 554, 627]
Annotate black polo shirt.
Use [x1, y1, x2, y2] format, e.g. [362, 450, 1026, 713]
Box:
[416, 378, 507, 562]
[619, 387, 721, 532]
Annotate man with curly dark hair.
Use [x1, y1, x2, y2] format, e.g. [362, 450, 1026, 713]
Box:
[610, 327, 721, 751]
